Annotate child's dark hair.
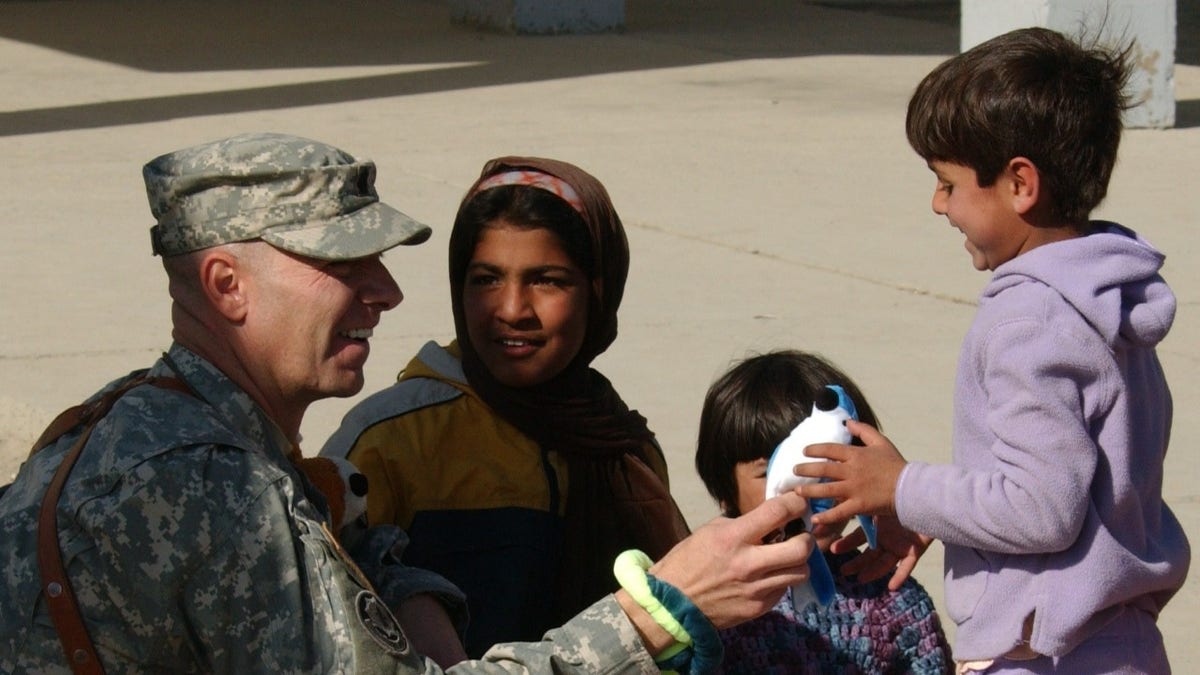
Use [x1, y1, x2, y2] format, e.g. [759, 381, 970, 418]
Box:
[449, 184, 595, 288]
[906, 26, 1134, 225]
[695, 350, 878, 516]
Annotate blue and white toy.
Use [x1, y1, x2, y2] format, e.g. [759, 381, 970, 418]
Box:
[764, 384, 878, 610]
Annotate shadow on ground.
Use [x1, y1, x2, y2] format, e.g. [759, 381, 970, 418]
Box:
[0, 0, 960, 136]
[2, 0, 1192, 136]
[1177, 99, 1200, 129]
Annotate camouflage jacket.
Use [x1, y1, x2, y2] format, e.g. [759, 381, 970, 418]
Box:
[0, 344, 660, 674]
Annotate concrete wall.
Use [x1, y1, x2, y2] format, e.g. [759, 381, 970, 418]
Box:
[962, 0, 1177, 128]
[449, 0, 624, 34]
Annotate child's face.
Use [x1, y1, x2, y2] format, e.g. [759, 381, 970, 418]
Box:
[462, 221, 590, 387]
[729, 458, 769, 516]
[730, 456, 848, 551]
[928, 160, 1029, 271]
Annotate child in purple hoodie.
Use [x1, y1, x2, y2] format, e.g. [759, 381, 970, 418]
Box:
[795, 27, 1190, 674]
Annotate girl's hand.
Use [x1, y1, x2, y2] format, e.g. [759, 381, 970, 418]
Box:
[830, 515, 934, 590]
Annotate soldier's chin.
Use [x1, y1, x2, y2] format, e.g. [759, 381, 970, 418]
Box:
[325, 371, 366, 399]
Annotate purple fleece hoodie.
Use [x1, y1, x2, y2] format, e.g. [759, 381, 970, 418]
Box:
[895, 222, 1190, 660]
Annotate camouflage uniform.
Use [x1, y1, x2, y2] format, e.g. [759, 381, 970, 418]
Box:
[0, 344, 661, 674]
[143, 132, 432, 260]
[0, 134, 664, 673]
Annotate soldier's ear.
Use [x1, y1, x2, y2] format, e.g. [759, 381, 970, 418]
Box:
[198, 248, 249, 322]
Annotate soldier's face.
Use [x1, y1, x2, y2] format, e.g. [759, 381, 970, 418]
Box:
[248, 245, 402, 406]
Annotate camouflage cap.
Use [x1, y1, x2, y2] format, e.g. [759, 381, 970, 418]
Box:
[144, 132, 432, 260]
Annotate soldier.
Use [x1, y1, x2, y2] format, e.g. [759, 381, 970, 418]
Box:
[0, 133, 813, 674]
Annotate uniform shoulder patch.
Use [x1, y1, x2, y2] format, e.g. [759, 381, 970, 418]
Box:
[355, 590, 411, 657]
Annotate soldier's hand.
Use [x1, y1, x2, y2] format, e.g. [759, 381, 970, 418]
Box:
[649, 491, 813, 629]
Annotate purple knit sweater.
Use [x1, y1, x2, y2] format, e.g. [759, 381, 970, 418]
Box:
[896, 223, 1190, 660]
[717, 551, 951, 674]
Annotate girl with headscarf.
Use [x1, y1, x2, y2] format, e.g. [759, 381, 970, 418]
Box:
[321, 157, 690, 659]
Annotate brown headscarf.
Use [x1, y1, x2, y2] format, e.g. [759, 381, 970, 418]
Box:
[449, 156, 690, 623]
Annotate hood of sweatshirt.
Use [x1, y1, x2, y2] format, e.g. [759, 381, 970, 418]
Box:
[984, 222, 1175, 349]
[399, 340, 470, 389]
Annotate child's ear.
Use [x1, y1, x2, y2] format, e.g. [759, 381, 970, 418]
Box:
[1006, 156, 1041, 216]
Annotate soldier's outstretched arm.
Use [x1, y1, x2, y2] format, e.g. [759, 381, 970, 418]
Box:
[440, 491, 814, 674]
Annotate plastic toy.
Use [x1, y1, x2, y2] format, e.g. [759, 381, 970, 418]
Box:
[764, 384, 878, 610]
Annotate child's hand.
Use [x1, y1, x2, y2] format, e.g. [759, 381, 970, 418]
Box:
[794, 419, 906, 522]
[830, 515, 934, 590]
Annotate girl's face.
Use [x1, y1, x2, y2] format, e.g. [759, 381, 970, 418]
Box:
[462, 221, 590, 388]
[728, 458, 769, 517]
[728, 456, 845, 551]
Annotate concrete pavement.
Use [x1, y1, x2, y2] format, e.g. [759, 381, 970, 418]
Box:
[2, 0, 1197, 665]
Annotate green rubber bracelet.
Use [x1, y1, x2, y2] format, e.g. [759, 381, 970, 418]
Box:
[613, 549, 693, 649]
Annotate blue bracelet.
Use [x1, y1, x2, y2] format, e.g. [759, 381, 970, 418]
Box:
[645, 574, 724, 675]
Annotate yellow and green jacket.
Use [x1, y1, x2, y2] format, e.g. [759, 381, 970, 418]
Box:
[321, 341, 672, 657]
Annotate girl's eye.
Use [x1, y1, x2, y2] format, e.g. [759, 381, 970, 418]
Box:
[534, 274, 572, 288]
[467, 273, 499, 286]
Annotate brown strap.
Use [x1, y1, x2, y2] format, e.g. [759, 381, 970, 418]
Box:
[29, 405, 92, 458]
[35, 375, 194, 675]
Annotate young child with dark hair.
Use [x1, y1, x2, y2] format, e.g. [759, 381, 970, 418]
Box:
[695, 350, 951, 674]
[798, 27, 1190, 673]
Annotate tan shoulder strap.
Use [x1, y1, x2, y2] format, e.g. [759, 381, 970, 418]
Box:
[34, 375, 194, 675]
